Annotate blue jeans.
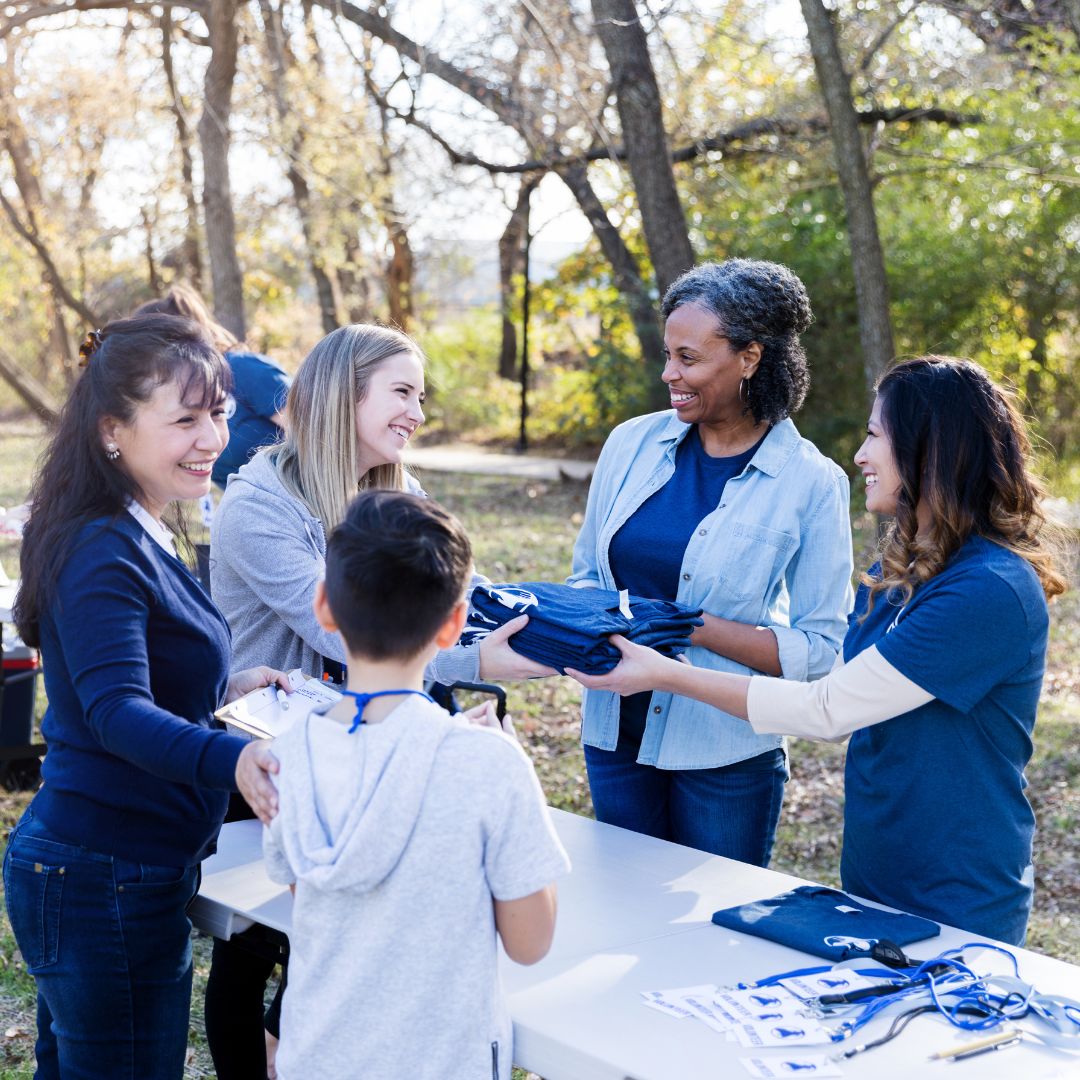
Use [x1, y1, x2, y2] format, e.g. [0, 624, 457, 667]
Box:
[584, 735, 788, 866]
[3, 807, 199, 1079]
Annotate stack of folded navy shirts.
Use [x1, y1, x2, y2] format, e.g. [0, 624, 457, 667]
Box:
[462, 582, 703, 675]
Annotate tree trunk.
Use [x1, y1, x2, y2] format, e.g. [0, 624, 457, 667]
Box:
[260, 0, 339, 334]
[590, 0, 694, 297]
[799, 0, 895, 393]
[161, 8, 203, 289]
[498, 182, 533, 380]
[559, 162, 667, 409]
[197, 0, 246, 340]
[385, 223, 414, 331]
[371, 92, 414, 331]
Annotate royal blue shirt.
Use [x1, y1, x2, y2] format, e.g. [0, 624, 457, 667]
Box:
[32, 513, 248, 866]
[213, 350, 291, 487]
[841, 535, 1048, 944]
[609, 426, 763, 740]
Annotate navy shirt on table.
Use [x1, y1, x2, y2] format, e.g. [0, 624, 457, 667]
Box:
[608, 426, 765, 741]
[213, 350, 291, 487]
[841, 535, 1048, 944]
[33, 513, 249, 867]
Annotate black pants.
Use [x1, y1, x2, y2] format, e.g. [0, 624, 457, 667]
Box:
[204, 794, 289, 1080]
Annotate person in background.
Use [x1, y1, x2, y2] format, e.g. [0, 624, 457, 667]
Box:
[5, 315, 287, 1078]
[265, 489, 569, 1080]
[570, 356, 1067, 945]
[134, 284, 291, 487]
[569, 259, 853, 866]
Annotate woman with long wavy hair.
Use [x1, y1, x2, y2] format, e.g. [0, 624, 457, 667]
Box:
[5, 315, 288, 1078]
[570, 356, 1067, 945]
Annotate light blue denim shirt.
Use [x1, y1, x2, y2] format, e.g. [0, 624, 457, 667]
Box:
[569, 411, 853, 770]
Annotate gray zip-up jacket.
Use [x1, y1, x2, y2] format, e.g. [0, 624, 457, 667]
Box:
[210, 451, 481, 684]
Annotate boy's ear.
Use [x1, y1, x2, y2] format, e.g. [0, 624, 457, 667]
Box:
[433, 599, 468, 650]
[312, 580, 339, 633]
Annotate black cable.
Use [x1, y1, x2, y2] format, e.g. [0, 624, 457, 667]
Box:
[840, 1006, 937, 1057]
[839, 1003, 994, 1059]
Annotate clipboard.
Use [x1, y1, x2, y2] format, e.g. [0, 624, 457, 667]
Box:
[215, 668, 342, 739]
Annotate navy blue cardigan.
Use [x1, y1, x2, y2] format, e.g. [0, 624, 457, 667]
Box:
[32, 512, 249, 866]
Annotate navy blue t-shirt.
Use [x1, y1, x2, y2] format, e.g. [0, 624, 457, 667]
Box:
[609, 426, 764, 741]
[841, 535, 1048, 944]
[214, 350, 291, 487]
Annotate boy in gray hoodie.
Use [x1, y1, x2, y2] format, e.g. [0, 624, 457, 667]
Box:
[263, 491, 570, 1080]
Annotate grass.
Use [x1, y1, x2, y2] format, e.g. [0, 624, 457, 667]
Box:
[0, 422, 1078, 1076]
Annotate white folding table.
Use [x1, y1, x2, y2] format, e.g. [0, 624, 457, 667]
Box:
[191, 810, 1080, 1080]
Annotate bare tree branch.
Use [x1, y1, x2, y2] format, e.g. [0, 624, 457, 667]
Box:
[372, 99, 980, 175]
[0, 0, 206, 39]
[0, 190, 101, 326]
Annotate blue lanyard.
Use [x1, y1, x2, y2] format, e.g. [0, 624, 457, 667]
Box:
[339, 688, 436, 733]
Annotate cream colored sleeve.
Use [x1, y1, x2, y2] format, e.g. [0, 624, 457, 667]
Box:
[746, 644, 934, 743]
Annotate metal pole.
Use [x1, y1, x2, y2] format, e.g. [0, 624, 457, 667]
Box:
[517, 182, 534, 453]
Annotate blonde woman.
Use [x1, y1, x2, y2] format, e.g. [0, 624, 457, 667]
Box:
[207, 324, 545, 1078]
[211, 323, 541, 682]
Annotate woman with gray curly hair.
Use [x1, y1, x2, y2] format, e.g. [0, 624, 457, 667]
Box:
[568, 258, 854, 865]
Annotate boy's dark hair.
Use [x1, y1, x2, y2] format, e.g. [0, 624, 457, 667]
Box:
[324, 491, 473, 661]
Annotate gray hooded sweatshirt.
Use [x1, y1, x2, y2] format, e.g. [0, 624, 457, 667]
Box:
[264, 697, 570, 1080]
[210, 451, 481, 683]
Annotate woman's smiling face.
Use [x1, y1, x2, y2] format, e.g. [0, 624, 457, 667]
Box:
[854, 394, 901, 516]
[102, 378, 229, 519]
[661, 303, 757, 426]
[354, 350, 426, 475]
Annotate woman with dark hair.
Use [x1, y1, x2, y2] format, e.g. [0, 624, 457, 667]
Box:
[568, 258, 853, 865]
[5, 315, 289, 1078]
[134, 283, 291, 487]
[570, 356, 1067, 944]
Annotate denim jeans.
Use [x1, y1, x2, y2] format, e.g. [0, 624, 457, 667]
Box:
[3, 807, 199, 1079]
[584, 736, 788, 866]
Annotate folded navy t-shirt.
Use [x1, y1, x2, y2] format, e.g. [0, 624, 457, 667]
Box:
[711, 886, 940, 962]
[464, 582, 702, 675]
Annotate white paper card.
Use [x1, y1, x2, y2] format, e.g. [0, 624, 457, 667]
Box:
[712, 987, 803, 1025]
[734, 1019, 836, 1048]
[779, 971, 882, 1000]
[680, 994, 738, 1036]
[640, 985, 716, 1020]
[740, 1054, 843, 1078]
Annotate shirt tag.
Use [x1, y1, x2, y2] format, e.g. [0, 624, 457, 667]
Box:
[618, 588, 633, 619]
[740, 1055, 843, 1078]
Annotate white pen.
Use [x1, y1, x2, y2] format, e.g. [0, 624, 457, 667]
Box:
[276, 688, 290, 710]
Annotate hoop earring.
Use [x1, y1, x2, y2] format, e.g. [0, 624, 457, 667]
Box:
[739, 377, 750, 406]
[105, 443, 120, 461]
